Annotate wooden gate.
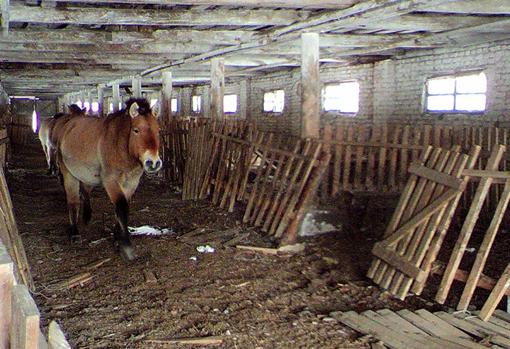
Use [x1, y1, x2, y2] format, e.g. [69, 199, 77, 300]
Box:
[367, 145, 481, 300]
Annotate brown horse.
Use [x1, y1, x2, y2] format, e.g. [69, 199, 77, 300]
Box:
[38, 105, 86, 175]
[57, 98, 161, 260]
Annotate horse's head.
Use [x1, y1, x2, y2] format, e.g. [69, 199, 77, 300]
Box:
[127, 99, 162, 174]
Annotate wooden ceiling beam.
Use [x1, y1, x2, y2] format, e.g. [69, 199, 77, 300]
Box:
[1, 28, 256, 45]
[41, 0, 360, 9]
[419, 0, 510, 15]
[10, 4, 309, 26]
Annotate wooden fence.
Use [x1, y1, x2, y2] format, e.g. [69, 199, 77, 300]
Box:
[173, 118, 331, 244]
[8, 115, 32, 148]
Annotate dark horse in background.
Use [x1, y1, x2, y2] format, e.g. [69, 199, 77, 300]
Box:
[38, 104, 86, 175]
[57, 98, 162, 260]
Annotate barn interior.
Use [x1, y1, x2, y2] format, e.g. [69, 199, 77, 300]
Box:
[1, 0, 510, 348]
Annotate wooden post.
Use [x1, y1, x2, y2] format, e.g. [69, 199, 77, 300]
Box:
[79, 91, 86, 108]
[132, 75, 142, 98]
[0, 242, 13, 349]
[112, 83, 120, 112]
[300, 32, 320, 139]
[161, 71, 172, 125]
[10, 285, 40, 349]
[210, 58, 224, 120]
[1, 0, 9, 37]
[97, 84, 104, 117]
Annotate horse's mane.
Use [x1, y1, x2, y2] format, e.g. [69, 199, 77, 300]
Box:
[53, 112, 66, 119]
[68, 104, 85, 115]
[106, 98, 152, 122]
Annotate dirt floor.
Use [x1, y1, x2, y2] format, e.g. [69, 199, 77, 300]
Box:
[9, 137, 445, 349]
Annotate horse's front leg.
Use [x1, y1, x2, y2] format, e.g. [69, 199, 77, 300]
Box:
[104, 181, 134, 261]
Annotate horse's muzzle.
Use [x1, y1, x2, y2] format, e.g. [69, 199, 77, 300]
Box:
[144, 158, 162, 173]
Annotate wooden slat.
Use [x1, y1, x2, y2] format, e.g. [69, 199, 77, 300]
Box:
[353, 124, 365, 190]
[331, 125, 343, 196]
[366, 125, 377, 190]
[377, 124, 388, 190]
[479, 263, 510, 321]
[342, 126, 354, 191]
[407, 163, 463, 189]
[436, 145, 506, 304]
[388, 126, 400, 190]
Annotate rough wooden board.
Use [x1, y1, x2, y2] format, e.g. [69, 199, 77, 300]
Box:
[415, 309, 470, 339]
[397, 310, 485, 349]
[479, 263, 510, 321]
[435, 312, 510, 349]
[363, 310, 464, 349]
[10, 284, 40, 349]
[332, 311, 431, 349]
[494, 310, 510, 324]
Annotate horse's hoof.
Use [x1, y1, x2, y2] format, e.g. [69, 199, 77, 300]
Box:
[120, 245, 135, 261]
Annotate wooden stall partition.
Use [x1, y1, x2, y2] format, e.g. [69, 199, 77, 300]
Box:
[0, 166, 33, 290]
[367, 145, 478, 300]
[0, 237, 71, 349]
[0, 128, 8, 167]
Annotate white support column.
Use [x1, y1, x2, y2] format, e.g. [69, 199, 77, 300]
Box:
[97, 84, 104, 117]
[210, 58, 225, 120]
[300, 32, 320, 139]
[1, 0, 9, 37]
[112, 83, 120, 112]
[161, 71, 172, 125]
[132, 75, 142, 98]
[86, 91, 93, 112]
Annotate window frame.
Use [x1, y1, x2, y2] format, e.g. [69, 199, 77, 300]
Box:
[223, 94, 238, 114]
[263, 89, 285, 114]
[424, 71, 487, 114]
[192, 95, 202, 113]
[321, 80, 360, 115]
[170, 98, 178, 114]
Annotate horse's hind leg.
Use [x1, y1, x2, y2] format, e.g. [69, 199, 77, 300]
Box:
[80, 183, 93, 225]
[104, 181, 134, 261]
[60, 166, 81, 242]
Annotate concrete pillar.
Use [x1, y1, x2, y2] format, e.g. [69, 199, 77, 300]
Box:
[161, 71, 172, 125]
[300, 32, 320, 138]
[97, 85, 104, 117]
[210, 58, 225, 119]
[112, 83, 120, 112]
[132, 75, 142, 98]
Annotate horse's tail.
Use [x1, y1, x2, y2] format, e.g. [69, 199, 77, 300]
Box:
[80, 183, 92, 225]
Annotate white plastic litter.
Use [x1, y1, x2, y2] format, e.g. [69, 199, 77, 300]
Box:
[128, 225, 174, 236]
[196, 245, 215, 253]
[465, 247, 476, 253]
[189, 256, 197, 261]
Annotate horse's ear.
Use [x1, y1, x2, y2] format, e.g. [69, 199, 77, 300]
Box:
[129, 102, 140, 118]
[151, 103, 160, 118]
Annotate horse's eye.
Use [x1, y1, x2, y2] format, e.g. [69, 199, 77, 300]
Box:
[133, 128, 140, 134]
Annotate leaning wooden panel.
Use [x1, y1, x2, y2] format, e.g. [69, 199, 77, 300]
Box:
[457, 179, 510, 311]
[411, 146, 481, 295]
[436, 145, 506, 304]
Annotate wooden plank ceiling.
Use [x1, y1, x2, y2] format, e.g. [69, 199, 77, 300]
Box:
[0, 0, 509, 99]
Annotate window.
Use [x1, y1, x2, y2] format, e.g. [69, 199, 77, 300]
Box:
[192, 95, 202, 113]
[263, 90, 285, 113]
[171, 98, 178, 113]
[109, 103, 113, 112]
[322, 81, 359, 113]
[150, 99, 158, 108]
[32, 110, 38, 133]
[91, 102, 99, 113]
[84, 102, 90, 112]
[75, 101, 83, 108]
[425, 72, 487, 113]
[224, 94, 238, 113]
